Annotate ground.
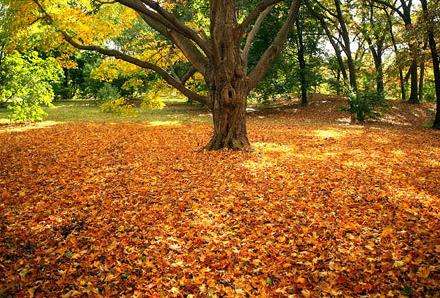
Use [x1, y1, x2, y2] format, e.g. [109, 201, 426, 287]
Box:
[0, 96, 439, 296]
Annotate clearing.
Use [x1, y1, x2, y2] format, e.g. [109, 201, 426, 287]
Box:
[0, 97, 439, 296]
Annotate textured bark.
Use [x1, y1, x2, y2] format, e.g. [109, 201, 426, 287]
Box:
[402, 3, 418, 103]
[205, 0, 300, 149]
[207, 86, 250, 150]
[296, 13, 308, 106]
[420, 0, 440, 128]
[408, 59, 419, 104]
[206, 2, 250, 150]
[334, 0, 357, 92]
[386, 10, 406, 101]
[375, 0, 418, 102]
[372, 50, 384, 96]
[419, 59, 425, 102]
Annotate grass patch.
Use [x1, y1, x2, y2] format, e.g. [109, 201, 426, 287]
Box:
[0, 98, 211, 125]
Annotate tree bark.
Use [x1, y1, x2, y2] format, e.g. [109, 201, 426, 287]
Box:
[403, 5, 419, 103]
[205, 0, 300, 149]
[334, 0, 357, 92]
[386, 10, 406, 101]
[371, 49, 384, 97]
[377, 1, 417, 101]
[419, 58, 425, 102]
[296, 11, 308, 106]
[207, 83, 250, 150]
[408, 58, 419, 103]
[420, 0, 440, 128]
[206, 1, 250, 150]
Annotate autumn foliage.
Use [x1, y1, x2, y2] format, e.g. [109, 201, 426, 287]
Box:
[0, 103, 439, 296]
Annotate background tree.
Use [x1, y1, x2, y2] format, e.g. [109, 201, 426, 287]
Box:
[355, 0, 389, 98]
[373, 0, 421, 103]
[0, 51, 63, 121]
[420, 0, 440, 128]
[246, 2, 324, 103]
[295, 6, 308, 106]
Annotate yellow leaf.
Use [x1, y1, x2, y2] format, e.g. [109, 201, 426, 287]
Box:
[417, 266, 430, 279]
[380, 226, 394, 238]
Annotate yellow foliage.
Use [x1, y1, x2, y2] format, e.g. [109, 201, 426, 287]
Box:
[91, 58, 141, 82]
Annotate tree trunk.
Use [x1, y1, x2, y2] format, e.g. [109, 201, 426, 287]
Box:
[419, 59, 425, 102]
[336, 70, 342, 95]
[399, 68, 406, 101]
[408, 59, 419, 103]
[371, 48, 384, 97]
[296, 13, 308, 106]
[376, 60, 384, 97]
[420, 0, 440, 128]
[386, 11, 406, 101]
[402, 7, 419, 104]
[207, 83, 250, 150]
[334, 0, 357, 92]
[206, 1, 250, 150]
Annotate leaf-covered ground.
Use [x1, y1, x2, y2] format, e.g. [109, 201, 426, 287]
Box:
[1, 101, 439, 296]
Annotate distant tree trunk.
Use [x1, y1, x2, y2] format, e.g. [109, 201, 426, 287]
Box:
[336, 70, 342, 95]
[374, 53, 384, 96]
[334, 0, 357, 92]
[402, 7, 419, 103]
[419, 58, 425, 102]
[408, 58, 419, 103]
[380, 1, 418, 102]
[295, 12, 308, 106]
[386, 11, 406, 101]
[420, 0, 440, 128]
[320, 21, 348, 84]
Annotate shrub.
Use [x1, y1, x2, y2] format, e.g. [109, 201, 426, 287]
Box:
[96, 83, 121, 101]
[345, 90, 386, 122]
[0, 51, 63, 122]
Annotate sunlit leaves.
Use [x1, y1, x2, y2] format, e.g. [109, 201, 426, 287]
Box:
[0, 51, 63, 121]
[0, 104, 439, 295]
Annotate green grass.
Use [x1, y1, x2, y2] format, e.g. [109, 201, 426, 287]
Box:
[0, 98, 211, 126]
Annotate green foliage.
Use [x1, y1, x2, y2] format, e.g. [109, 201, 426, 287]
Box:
[248, 5, 324, 101]
[0, 51, 63, 122]
[53, 52, 105, 100]
[100, 98, 137, 116]
[345, 90, 386, 122]
[96, 83, 122, 101]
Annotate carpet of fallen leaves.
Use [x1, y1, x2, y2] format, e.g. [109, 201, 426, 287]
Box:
[1, 105, 440, 296]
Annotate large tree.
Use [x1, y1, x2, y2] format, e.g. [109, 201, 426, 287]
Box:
[420, 0, 440, 129]
[20, 0, 301, 150]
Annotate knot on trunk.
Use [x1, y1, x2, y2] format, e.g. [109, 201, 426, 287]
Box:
[222, 83, 239, 106]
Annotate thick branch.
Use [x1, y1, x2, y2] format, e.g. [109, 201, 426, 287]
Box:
[116, 0, 210, 74]
[66, 35, 208, 103]
[139, 0, 211, 55]
[248, 0, 301, 90]
[138, 13, 207, 74]
[371, 0, 405, 19]
[116, 0, 211, 56]
[180, 67, 197, 84]
[242, 5, 273, 67]
[239, 0, 282, 34]
[33, 0, 208, 105]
